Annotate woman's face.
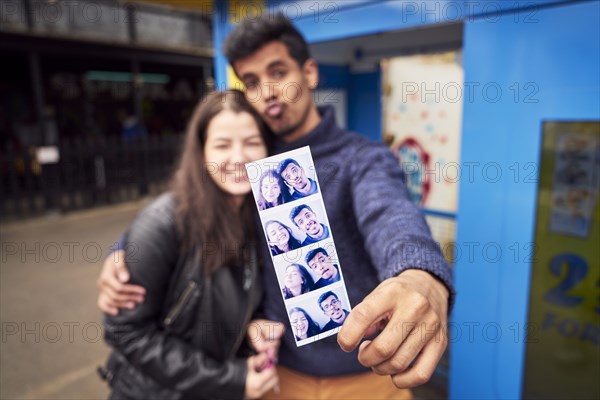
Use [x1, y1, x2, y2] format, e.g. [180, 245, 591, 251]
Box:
[261, 174, 282, 203]
[266, 222, 290, 247]
[204, 110, 267, 199]
[290, 311, 309, 339]
[284, 265, 303, 289]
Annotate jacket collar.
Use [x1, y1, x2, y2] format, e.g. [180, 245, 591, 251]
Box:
[272, 105, 342, 154]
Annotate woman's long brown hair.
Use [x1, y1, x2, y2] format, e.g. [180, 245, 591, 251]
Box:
[170, 90, 270, 275]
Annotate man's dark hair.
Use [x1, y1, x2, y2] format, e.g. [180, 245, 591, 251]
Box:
[290, 204, 313, 225]
[318, 291, 339, 310]
[306, 247, 328, 264]
[276, 158, 300, 176]
[223, 12, 310, 70]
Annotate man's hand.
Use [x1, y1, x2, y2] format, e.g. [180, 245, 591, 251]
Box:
[96, 249, 146, 315]
[247, 319, 285, 354]
[338, 269, 449, 388]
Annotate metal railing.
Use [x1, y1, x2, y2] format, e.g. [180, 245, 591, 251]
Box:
[1, 135, 182, 220]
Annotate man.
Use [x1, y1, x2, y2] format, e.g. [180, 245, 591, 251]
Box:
[98, 13, 453, 399]
[305, 247, 340, 289]
[277, 158, 318, 199]
[289, 204, 329, 245]
[318, 291, 350, 332]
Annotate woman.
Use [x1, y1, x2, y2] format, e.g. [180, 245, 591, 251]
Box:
[257, 169, 288, 210]
[264, 220, 302, 256]
[101, 91, 278, 400]
[282, 263, 314, 299]
[288, 307, 321, 341]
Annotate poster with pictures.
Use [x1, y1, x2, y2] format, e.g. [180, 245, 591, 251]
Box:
[245, 146, 352, 347]
[382, 51, 463, 213]
[523, 121, 600, 399]
[549, 133, 599, 237]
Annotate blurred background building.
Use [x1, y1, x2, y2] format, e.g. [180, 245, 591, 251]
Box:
[1, 0, 213, 219]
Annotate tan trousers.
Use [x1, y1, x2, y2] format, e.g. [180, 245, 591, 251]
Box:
[262, 366, 413, 400]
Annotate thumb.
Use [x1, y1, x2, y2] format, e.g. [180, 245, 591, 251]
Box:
[114, 251, 129, 282]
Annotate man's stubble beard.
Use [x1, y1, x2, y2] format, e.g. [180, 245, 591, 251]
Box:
[269, 101, 312, 139]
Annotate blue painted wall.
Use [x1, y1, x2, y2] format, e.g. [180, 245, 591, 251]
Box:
[452, 1, 600, 399]
[318, 64, 350, 89]
[347, 69, 381, 141]
[318, 64, 381, 141]
[283, 0, 571, 43]
[211, 0, 231, 88]
[216, 1, 578, 84]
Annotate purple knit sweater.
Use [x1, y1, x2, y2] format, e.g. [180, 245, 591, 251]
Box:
[260, 105, 454, 377]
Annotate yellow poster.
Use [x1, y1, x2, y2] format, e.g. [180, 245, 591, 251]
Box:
[523, 121, 600, 399]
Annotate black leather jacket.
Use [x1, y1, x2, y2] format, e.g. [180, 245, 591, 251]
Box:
[101, 193, 263, 399]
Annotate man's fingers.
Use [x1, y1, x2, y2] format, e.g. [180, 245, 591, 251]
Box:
[104, 306, 119, 316]
[98, 292, 140, 312]
[112, 250, 130, 282]
[390, 336, 446, 389]
[338, 292, 395, 352]
[370, 320, 436, 375]
[363, 321, 383, 338]
[357, 313, 413, 367]
[100, 276, 146, 297]
[98, 294, 119, 316]
[111, 280, 146, 296]
[364, 303, 443, 372]
[100, 251, 146, 295]
[101, 286, 144, 307]
[97, 250, 145, 314]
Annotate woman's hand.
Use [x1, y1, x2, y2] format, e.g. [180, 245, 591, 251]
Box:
[245, 353, 279, 399]
[247, 319, 285, 354]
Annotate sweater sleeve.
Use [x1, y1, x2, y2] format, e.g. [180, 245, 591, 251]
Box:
[103, 194, 247, 398]
[349, 143, 456, 309]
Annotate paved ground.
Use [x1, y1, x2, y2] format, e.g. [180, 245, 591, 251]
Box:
[1, 199, 150, 400]
[0, 198, 447, 400]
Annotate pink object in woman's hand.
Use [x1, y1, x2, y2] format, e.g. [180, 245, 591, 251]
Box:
[263, 347, 277, 369]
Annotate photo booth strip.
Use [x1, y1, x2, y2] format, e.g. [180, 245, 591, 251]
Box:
[245, 146, 352, 347]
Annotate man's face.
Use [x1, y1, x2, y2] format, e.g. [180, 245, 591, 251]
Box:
[234, 41, 319, 142]
[293, 208, 323, 238]
[320, 295, 345, 323]
[308, 251, 338, 280]
[281, 162, 309, 191]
